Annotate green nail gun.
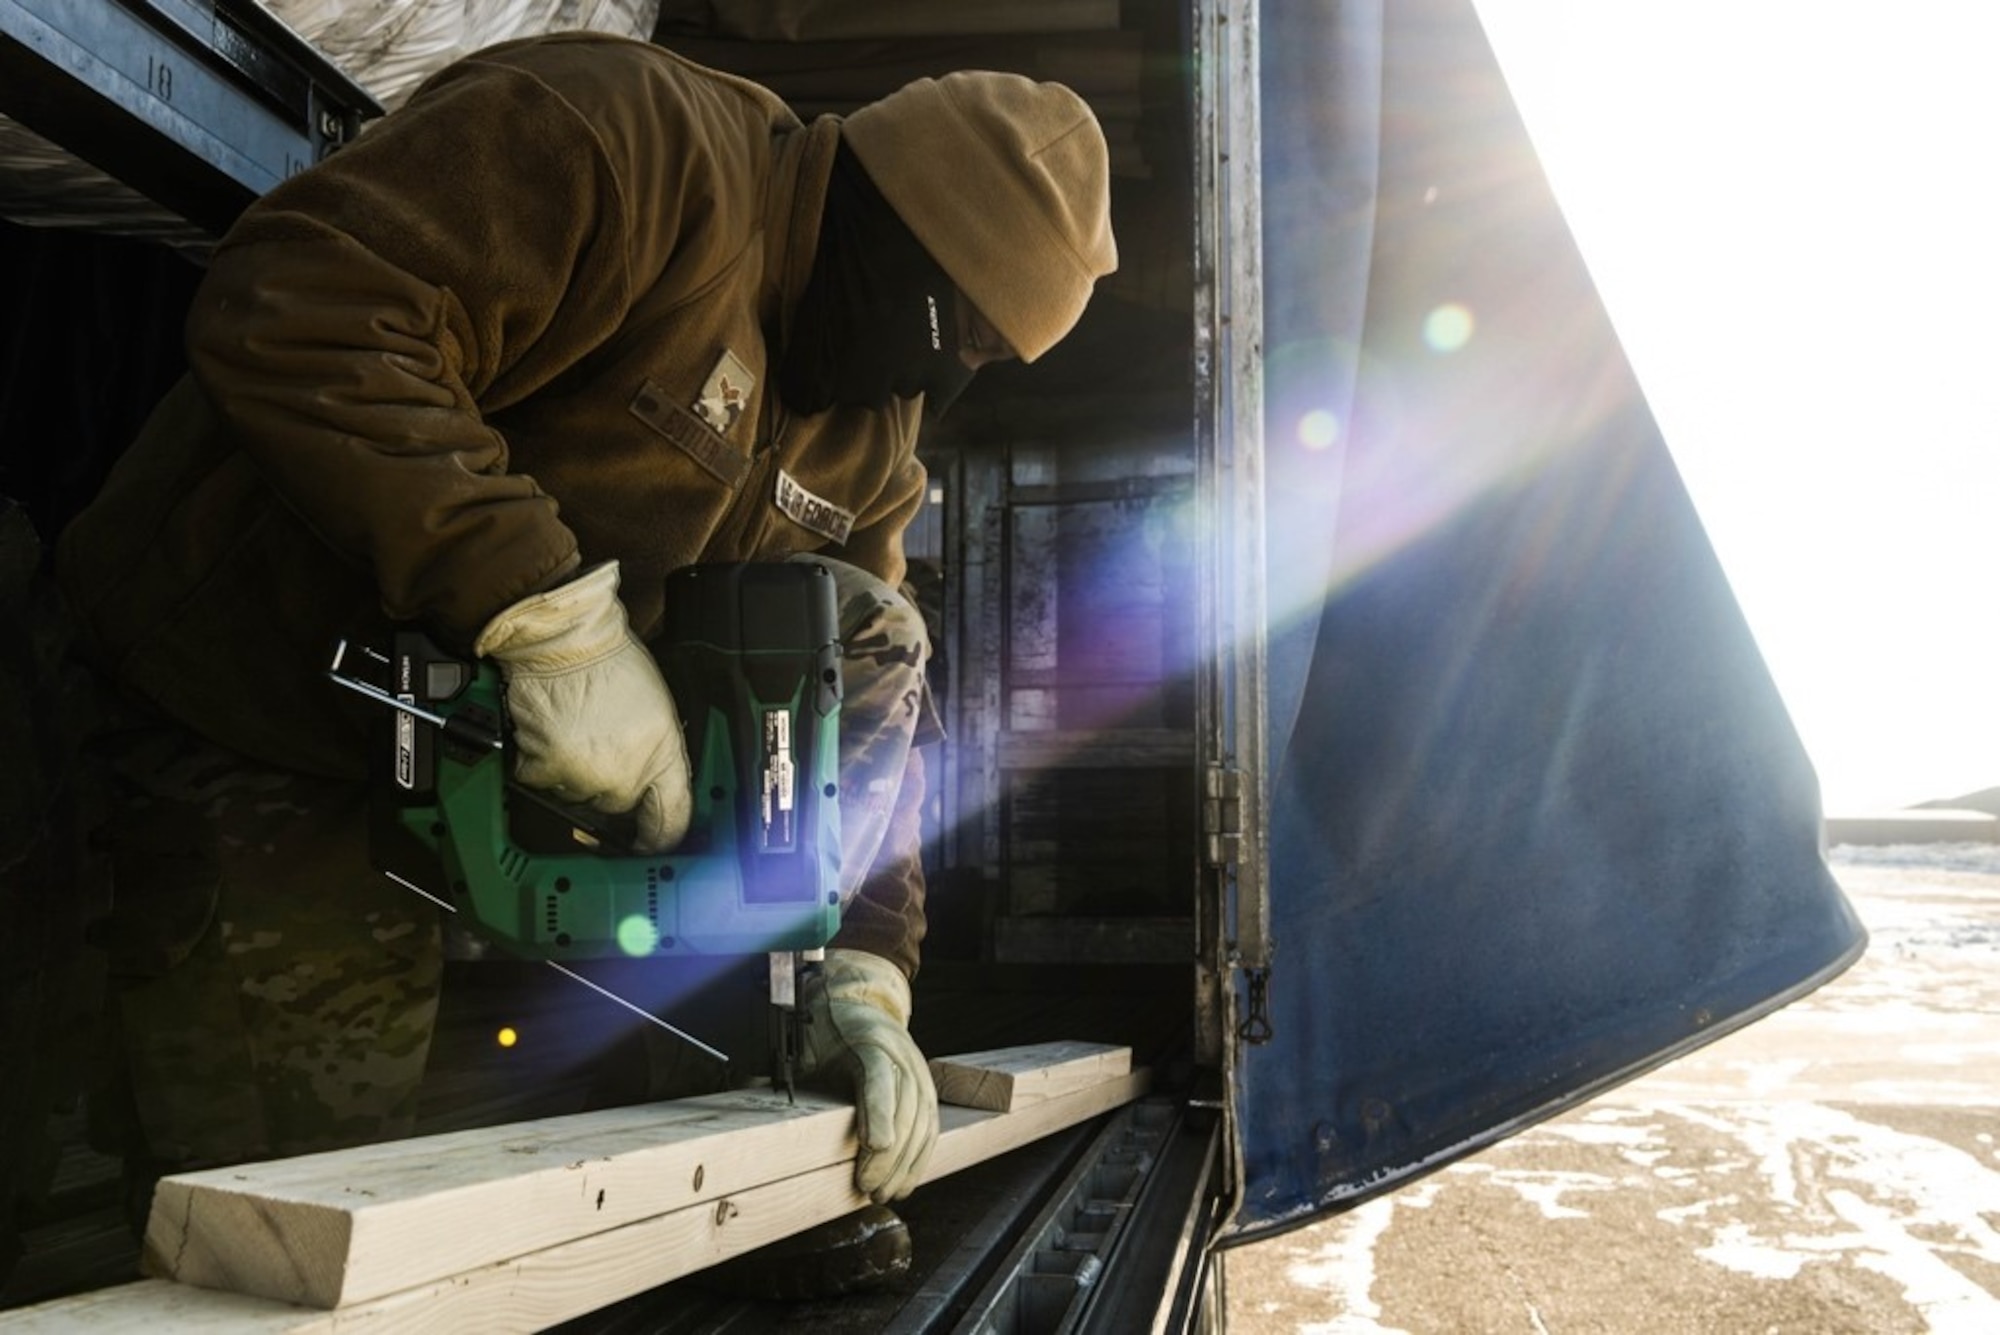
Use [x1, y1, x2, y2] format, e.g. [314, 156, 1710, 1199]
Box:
[328, 561, 844, 1087]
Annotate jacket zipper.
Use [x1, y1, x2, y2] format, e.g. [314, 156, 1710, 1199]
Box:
[715, 391, 789, 558]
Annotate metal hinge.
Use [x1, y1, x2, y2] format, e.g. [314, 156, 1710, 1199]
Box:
[1202, 765, 1243, 866]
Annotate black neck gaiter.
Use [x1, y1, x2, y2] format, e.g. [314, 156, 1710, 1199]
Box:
[778, 143, 976, 420]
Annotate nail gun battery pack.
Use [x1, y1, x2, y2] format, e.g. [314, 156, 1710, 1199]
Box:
[351, 561, 844, 963]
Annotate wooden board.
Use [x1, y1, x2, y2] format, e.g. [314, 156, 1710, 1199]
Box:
[0, 1279, 305, 1334]
[145, 1089, 860, 1310]
[11, 1045, 1149, 1329]
[927, 1041, 1131, 1112]
[1, 1067, 1149, 1333]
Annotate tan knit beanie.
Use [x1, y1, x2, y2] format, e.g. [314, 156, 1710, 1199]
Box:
[842, 72, 1117, 363]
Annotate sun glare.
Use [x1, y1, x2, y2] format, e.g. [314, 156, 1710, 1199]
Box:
[1422, 302, 1475, 353]
[1473, 0, 2000, 813]
[1297, 408, 1341, 451]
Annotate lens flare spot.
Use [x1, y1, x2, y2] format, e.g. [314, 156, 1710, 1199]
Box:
[496, 1026, 519, 1049]
[617, 914, 660, 957]
[1297, 409, 1341, 451]
[1423, 302, 1475, 352]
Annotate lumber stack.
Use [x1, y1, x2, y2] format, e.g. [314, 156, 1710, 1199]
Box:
[0, 1042, 1140, 1332]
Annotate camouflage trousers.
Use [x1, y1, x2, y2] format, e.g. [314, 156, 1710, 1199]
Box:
[96, 556, 934, 1170]
[796, 555, 942, 907]
[90, 729, 443, 1170]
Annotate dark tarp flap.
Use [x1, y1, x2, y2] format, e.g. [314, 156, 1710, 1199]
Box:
[1232, 0, 1866, 1241]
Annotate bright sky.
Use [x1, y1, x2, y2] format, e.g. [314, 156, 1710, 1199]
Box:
[1469, 1, 2000, 814]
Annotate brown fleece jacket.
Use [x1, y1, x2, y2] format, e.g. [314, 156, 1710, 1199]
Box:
[57, 34, 929, 974]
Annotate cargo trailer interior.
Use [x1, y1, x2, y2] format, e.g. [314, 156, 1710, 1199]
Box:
[1, 1, 1237, 1325]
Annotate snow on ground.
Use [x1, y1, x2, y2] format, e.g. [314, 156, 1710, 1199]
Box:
[1227, 843, 2000, 1333]
[1831, 841, 2000, 876]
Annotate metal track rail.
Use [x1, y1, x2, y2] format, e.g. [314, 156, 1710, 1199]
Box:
[944, 1098, 1220, 1335]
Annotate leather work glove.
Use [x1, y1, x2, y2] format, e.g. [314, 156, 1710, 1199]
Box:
[799, 948, 940, 1203]
[473, 561, 692, 853]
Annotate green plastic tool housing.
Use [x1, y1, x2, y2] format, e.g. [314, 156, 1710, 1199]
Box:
[389, 563, 844, 962]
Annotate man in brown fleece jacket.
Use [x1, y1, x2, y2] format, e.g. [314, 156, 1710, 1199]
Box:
[55, 33, 1115, 1237]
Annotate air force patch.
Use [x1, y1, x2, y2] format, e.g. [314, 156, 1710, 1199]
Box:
[775, 470, 856, 546]
[694, 350, 755, 435]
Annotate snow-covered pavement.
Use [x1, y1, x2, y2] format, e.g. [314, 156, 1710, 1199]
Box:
[1226, 844, 2000, 1333]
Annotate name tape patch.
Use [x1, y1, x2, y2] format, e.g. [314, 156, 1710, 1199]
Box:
[628, 378, 749, 487]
